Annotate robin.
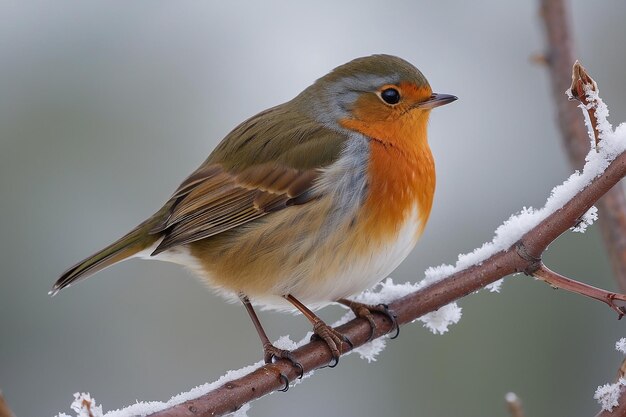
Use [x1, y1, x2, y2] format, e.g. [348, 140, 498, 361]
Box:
[52, 54, 456, 371]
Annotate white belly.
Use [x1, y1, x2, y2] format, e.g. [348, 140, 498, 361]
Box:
[135, 207, 421, 312]
[228, 205, 423, 311]
[134, 135, 425, 311]
[282, 207, 421, 309]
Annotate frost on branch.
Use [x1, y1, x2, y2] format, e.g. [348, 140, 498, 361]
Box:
[54, 277, 464, 417]
[419, 63, 626, 302]
[230, 404, 251, 417]
[352, 337, 387, 363]
[594, 338, 626, 411]
[54, 363, 265, 417]
[55, 60, 626, 417]
[572, 206, 598, 233]
[568, 60, 613, 149]
[505, 392, 525, 417]
[417, 303, 463, 335]
[56, 393, 103, 417]
[351, 278, 462, 335]
[595, 379, 626, 412]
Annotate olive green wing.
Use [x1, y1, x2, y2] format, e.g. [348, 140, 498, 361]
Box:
[149, 103, 348, 255]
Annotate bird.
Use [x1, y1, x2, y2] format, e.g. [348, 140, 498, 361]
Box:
[52, 54, 456, 372]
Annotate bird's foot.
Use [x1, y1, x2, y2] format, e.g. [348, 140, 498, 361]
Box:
[263, 342, 304, 382]
[310, 321, 353, 367]
[339, 299, 399, 341]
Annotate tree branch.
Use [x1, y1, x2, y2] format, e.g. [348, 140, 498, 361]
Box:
[0, 392, 15, 417]
[505, 392, 526, 417]
[539, 0, 626, 292]
[46, 10, 623, 413]
[533, 264, 626, 316]
[539, 2, 626, 415]
[146, 70, 626, 416]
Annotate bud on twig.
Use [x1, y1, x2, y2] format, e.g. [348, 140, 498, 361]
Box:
[568, 60, 601, 149]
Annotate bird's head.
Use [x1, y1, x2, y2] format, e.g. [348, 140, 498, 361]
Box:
[297, 54, 457, 140]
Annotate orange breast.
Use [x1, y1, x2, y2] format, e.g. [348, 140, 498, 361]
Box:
[340, 108, 435, 243]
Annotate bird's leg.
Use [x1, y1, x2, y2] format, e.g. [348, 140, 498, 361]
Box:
[337, 298, 399, 341]
[284, 294, 352, 367]
[239, 294, 303, 384]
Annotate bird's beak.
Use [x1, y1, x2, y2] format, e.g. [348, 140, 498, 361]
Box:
[415, 93, 458, 109]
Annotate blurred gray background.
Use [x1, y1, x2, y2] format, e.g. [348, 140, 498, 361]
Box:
[2, 1, 626, 416]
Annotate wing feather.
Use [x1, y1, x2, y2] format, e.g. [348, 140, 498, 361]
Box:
[149, 102, 350, 255]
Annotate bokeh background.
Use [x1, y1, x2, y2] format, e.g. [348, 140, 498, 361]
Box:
[2, 1, 626, 416]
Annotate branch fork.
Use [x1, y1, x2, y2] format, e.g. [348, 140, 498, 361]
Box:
[142, 60, 626, 417]
[524, 63, 626, 319]
[53, 56, 626, 417]
[534, 264, 626, 318]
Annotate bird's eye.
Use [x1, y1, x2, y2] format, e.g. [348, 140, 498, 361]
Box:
[380, 88, 401, 105]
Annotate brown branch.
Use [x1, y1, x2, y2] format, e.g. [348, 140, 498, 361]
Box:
[149, 152, 626, 417]
[0, 392, 15, 417]
[539, 3, 626, 415]
[569, 60, 601, 148]
[82, 398, 96, 417]
[533, 264, 626, 317]
[505, 392, 526, 417]
[539, 0, 626, 293]
[148, 81, 626, 417]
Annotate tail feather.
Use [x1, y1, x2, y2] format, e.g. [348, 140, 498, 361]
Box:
[51, 221, 160, 296]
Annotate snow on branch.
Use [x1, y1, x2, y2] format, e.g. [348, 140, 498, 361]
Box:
[594, 339, 626, 413]
[54, 62, 626, 417]
[505, 392, 526, 417]
[540, 0, 626, 294]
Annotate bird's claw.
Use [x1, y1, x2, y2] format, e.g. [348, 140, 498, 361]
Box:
[341, 300, 399, 341]
[266, 364, 291, 392]
[309, 321, 352, 367]
[376, 303, 400, 339]
[263, 343, 304, 379]
[278, 372, 290, 392]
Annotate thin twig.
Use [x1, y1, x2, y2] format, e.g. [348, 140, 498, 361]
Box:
[53, 10, 626, 413]
[82, 398, 95, 417]
[539, 0, 626, 293]
[539, 3, 626, 415]
[149, 111, 626, 416]
[0, 392, 15, 417]
[533, 264, 626, 318]
[619, 358, 626, 380]
[506, 392, 526, 417]
[568, 60, 601, 149]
